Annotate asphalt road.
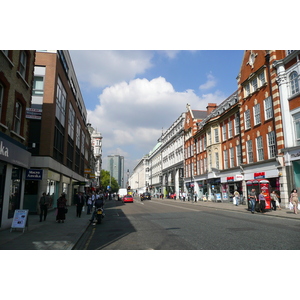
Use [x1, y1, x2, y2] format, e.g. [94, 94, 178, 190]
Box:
[74, 197, 300, 250]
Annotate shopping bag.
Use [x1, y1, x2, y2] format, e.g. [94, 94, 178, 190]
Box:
[298, 203, 300, 210]
[82, 206, 85, 212]
[289, 202, 294, 210]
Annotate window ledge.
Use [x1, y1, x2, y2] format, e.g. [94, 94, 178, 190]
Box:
[288, 91, 300, 101]
[11, 130, 25, 141]
[16, 71, 30, 89]
[0, 122, 8, 130]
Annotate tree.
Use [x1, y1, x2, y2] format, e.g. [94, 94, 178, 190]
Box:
[100, 170, 119, 193]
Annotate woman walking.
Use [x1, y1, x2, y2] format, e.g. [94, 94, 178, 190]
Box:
[290, 189, 299, 214]
[56, 193, 67, 223]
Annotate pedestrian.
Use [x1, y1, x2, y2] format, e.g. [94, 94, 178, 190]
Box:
[270, 190, 280, 211]
[194, 192, 197, 202]
[56, 192, 67, 223]
[75, 192, 85, 217]
[182, 191, 186, 201]
[39, 192, 50, 222]
[249, 188, 257, 214]
[86, 193, 93, 214]
[289, 188, 299, 214]
[234, 190, 240, 206]
[258, 191, 266, 213]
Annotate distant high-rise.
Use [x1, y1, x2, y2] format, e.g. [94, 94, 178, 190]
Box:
[107, 155, 124, 188]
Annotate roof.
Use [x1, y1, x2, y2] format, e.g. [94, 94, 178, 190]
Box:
[192, 110, 207, 120]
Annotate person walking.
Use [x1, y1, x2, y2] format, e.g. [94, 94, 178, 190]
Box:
[290, 189, 299, 214]
[234, 190, 240, 206]
[56, 193, 67, 223]
[39, 192, 50, 222]
[270, 190, 280, 211]
[249, 189, 257, 214]
[258, 191, 266, 213]
[75, 192, 85, 217]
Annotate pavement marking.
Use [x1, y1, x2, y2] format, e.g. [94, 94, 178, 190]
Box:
[83, 227, 96, 250]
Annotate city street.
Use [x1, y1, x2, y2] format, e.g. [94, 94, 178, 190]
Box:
[74, 197, 300, 250]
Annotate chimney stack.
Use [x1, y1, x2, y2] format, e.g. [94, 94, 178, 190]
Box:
[206, 103, 217, 114]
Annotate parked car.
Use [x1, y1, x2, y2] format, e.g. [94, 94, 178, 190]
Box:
[122, 194, 134, 203]
[141, 192, 151, 200]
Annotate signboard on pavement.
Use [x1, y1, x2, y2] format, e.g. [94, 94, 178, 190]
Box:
[10, 209, 29, 232]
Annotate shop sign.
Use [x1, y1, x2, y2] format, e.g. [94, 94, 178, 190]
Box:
[26, 108, 42, 119]
[235, 175, 244, 181]
[0, 136, 30, 168]
[254, 172, 265, 179]
[227, 176, 234, 182]
[84, 169, 91, 174]
[26, 169, 43, 180]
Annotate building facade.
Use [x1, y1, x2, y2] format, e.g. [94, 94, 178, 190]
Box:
[27, 50, 93, 212]
[160, 112, 185, 198]
[273, 50, 300, 196]
[237, 50, 287, 206]
[0, 50, 35, 229]
[184, 104, 212, 199]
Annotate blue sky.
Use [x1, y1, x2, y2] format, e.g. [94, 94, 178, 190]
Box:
[70, 50, 244, 173]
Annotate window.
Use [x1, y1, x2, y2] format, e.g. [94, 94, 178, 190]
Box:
[267, 131, 276, 158]
[264, 97, 273, 120]
[228, 121, 233, 138]
[32, 76, 44, 95]
[254, 104, 261, 125]
[234, 114, 240, 135]
[56, 77, 67, 126]
[68, 104, 75, 139]
[258, 71, 266, 85]
[244, 83, 250, 97]
[207, 130, 211, 145]
[293, 112, 300, 146]
[19, 51, 27, 79]
[76, 121, 81, 148]
[214, 128, 219, 143]
[215, 152, 219, 169]
[236, 145, 242, 166]
[256, 136, 264, 161]
[222, 124, 227, 141]
[229, 148, 234, 167]
[0, 83, 3, 121]
[223, 150, 228, 169]
[244, 110, 251, 130]
[251, 77, 258, 91]
[246, 140, 253, 163]
[290, 71, 299, 95]
[13, 102, 22, 134]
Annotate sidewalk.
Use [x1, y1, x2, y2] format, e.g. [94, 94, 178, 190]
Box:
[0, 205, 90, 250]
[154, 197, 300, 220]
[0, 199, 298, 250]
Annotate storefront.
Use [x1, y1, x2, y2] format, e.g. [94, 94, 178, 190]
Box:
[0, 134, 31, 230]
[221, 174, 244, 202]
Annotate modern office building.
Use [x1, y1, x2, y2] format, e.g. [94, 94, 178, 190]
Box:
[107, 155, 124, 188]
[26, 50, 94, 211]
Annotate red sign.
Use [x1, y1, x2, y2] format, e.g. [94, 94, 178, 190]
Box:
[254, 172, 265, 179]
[227, 176, 234, 182]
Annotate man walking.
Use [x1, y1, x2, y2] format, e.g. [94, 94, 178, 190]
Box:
[249, 189, 257, 214]
[39, 192, 50, 222]
[75, 192, 85, 217]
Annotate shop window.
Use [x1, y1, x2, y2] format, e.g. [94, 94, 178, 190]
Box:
[8, 166, 22, 219]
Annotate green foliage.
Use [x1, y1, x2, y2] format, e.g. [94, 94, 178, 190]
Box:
[100, 169, 119, 193]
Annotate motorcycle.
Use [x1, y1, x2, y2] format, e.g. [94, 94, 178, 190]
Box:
[92, 207, 104, 224]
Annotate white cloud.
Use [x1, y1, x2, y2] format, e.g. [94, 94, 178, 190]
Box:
[87, 76, 225, 171]
[199, 72, 217, 90]
[70, 50, 154, 89]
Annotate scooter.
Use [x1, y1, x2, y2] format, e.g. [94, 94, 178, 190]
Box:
[96, 207, 104, 224]
[91, 207, 104, 224]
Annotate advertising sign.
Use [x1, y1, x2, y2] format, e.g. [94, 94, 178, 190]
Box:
[26, 169, 43, 180]
[10, 209, 29, 232]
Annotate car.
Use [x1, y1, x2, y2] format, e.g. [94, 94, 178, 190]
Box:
[141, 192, 151, 200]
[122, 194, 134, 203]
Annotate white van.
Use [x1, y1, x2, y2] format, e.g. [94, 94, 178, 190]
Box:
[117, 188, 128, 201]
